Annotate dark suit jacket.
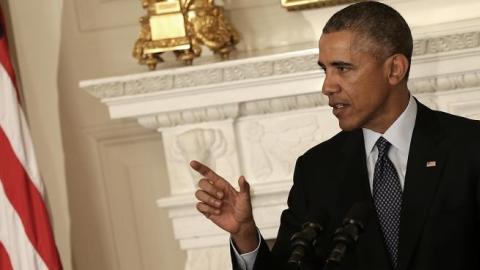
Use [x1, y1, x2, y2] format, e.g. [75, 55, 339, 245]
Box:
[231, 101, 480, 270]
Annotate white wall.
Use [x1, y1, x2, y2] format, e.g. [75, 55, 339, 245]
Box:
[56, 0, 186, 269]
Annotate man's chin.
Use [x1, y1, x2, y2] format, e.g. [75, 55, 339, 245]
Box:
[338, 120, 359, 131]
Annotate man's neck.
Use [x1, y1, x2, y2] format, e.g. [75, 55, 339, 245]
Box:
[367, 87, 410, 133]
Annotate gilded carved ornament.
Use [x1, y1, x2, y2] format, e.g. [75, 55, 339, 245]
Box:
[133, 0, 240, 70]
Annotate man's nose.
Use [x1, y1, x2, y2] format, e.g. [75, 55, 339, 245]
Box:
[321, 73, 340, 96]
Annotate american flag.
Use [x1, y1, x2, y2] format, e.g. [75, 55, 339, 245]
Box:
[0, 7, 62, 270]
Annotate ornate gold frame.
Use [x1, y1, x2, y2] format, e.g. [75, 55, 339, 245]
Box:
[281, 0, 359, 11]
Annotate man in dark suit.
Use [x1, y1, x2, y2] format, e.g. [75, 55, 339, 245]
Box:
[191, 1, 480, 269]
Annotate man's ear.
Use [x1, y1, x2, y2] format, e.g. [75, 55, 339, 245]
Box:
[386, 54, 409, 85]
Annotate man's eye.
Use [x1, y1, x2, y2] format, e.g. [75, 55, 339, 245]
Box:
[337, 66, 349, 72]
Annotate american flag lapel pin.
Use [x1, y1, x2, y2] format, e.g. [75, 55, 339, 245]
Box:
[426, 161, 436, 167]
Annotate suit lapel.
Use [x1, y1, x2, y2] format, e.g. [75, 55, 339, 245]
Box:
[397, 101, 447, 270]
[339, 129, 371, 209]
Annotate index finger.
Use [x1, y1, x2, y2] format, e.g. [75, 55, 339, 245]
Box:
[190, 160, 223, 182]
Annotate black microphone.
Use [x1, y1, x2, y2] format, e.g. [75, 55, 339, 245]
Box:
[288, 220, 325, 266]
[324, 202, 370, 269]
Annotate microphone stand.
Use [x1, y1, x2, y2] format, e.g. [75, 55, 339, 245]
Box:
[323, 203, 370, 270]
[287, 222, 324, 270]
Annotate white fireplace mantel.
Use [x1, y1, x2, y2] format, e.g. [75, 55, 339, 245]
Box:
[81, 21, 480, 270]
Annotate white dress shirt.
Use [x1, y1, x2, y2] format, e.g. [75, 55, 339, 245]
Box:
[363, 94, 417, 190]
[232, 95, 418, 270]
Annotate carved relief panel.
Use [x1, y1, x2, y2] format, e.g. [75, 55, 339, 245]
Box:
[237, 107, 340, 184]
[162, 120, 241, 194]
[433, 87, 480, 120]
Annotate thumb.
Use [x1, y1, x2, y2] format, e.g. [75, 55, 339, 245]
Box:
[238, 176, 250, 195]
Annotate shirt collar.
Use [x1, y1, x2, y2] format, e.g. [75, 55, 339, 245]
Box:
[362, 94, 417, 156]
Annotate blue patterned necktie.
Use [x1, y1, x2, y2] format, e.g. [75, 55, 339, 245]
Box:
[373, 137, 402, 269]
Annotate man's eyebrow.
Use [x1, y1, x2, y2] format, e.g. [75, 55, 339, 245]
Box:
[317, 60, 353, 68]
[331, 61, 353, 67]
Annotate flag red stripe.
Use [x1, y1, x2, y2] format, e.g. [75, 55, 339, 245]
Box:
[0, 127, 62, 270]
[0, 242, 13, 270]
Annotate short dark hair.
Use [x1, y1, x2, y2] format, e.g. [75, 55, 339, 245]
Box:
[323, 1, 413, 79]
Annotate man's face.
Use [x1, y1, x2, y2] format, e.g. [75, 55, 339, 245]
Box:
[318, 31, 394, 132]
